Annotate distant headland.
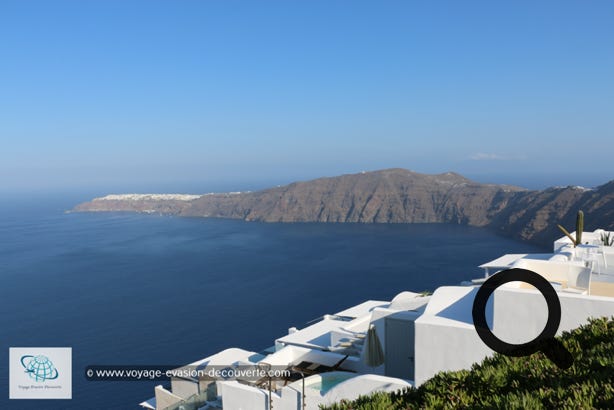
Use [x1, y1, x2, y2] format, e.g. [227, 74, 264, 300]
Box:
[73, 168, 614, 246]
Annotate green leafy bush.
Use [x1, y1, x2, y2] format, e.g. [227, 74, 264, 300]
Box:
[323, 317, 614, 409]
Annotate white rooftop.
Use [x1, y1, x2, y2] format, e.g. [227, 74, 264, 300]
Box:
[276, 318, 348, 350]
[479, 253, 553, 270]
[334, 300, 388, 318]
[260, 345, 347, 368]
[418, 286, 482, 329]
[185, 347, 257, 368]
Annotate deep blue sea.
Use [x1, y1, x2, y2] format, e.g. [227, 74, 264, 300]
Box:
[0, 195, 545, 409]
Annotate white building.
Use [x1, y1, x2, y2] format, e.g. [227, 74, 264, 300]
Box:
[141, 230, 614, 410]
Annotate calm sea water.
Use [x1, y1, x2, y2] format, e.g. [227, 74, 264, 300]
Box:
[0, 195, 545, 409]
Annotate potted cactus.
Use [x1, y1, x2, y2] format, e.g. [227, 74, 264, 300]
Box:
[557, 210, 584, 247]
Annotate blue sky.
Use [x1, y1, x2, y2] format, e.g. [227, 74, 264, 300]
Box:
[1, 1, 613, 192]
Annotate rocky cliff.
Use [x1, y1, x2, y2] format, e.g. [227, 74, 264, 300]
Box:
[73, 169, 614, 246]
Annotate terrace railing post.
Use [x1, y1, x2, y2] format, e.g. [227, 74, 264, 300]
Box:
[302, 372, 306, 409]
[269, 374, 272, 410]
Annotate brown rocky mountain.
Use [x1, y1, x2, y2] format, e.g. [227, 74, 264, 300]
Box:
[73, 169, 614, 246]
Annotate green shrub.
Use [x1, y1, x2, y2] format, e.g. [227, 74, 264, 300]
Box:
[323, 317, 614, 409]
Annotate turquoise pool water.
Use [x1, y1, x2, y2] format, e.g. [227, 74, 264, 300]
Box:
[307, 373, 356, 394]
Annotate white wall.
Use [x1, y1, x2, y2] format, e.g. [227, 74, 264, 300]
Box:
[414, 286, 494, 385]
[495, 287, 614, 339]
[220, 381, 279, 410]
[414, 319, 492, 386]
[278, 384, 302, 410]
[414, 285, 614, 386]
[356, 308, 421, 376]
[512, 258, 579, 283]
[491, 287, 549, 344]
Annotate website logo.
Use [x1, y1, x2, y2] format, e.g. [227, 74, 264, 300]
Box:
[21, 355, 59, 382]
[9, 347, 72, 400]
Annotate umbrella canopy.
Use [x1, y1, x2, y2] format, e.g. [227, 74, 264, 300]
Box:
[361, 324, 385, 367]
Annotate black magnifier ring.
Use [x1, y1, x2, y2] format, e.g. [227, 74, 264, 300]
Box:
[472, 268, 562, 356]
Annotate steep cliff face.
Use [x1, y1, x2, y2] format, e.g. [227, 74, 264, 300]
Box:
[73, 169, 614, 246]
[492, 182, 614, 244]
[181, 169, 523, 225]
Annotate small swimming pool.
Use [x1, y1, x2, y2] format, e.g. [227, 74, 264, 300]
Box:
[306, 372, 356, 395]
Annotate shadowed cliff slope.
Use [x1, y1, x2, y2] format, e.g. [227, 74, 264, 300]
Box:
[73, 169, 614, 246]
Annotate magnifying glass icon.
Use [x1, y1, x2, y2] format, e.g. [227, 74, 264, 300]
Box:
[472, 268, 574, 369]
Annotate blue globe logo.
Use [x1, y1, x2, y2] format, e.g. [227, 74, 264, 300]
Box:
[20, 355, 59, 382]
